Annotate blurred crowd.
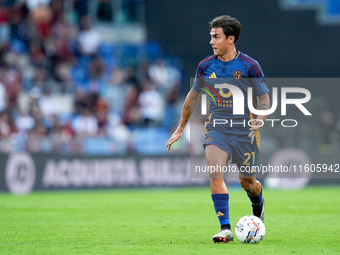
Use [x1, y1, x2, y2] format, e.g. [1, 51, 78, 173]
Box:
[1, 1, 339, 155]
[0, 0, 184, 154]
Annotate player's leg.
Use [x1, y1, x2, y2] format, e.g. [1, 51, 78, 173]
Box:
[233, 141, 265, 222]
[205, 144, 234, 243]
[239, 174, 265, 222]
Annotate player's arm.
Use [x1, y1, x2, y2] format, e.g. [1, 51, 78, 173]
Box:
[248, 93, 270, 144]
[166, 88, 200, 151]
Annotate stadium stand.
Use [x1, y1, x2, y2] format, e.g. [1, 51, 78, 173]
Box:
[0, 0, 183, 155]
[1, 0, 339, 155]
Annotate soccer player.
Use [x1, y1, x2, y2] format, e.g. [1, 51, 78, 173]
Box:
[166, 15, 269, 243]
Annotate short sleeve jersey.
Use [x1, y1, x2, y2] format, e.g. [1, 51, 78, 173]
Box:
[193, 51, 269, 142]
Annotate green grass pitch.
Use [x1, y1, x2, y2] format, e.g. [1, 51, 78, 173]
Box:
[1, 186, 340, 254]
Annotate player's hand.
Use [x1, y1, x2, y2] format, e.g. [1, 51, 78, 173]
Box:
[248, 120, 263, 144]
[166, 130, 182, 151]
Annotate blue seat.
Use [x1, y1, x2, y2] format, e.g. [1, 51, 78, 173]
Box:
[98, 44, 115, 58]
[70, 65, 87, 83]
[326, 0, 340, 15]
[83, 138, 113, 155]
[78, 56, 91, 68]
[10, 39, 26, 53]
[143, 42, 162, 60]
[83, 138, 127, 155]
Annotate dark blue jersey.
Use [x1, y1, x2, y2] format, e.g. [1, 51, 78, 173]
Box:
[193, 51, 269, 142]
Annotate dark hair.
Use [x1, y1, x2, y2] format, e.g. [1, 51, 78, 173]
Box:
[209, 15, 242, 43]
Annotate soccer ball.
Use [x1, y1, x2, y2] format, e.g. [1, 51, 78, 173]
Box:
[235, 215, 265, 244]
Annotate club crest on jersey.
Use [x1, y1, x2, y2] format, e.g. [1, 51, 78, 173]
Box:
[233, 70, 243, 79]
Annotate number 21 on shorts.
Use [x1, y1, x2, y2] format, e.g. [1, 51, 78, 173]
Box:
[243, 152, 255, 165]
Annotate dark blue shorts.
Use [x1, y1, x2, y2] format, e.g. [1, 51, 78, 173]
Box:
[204, 129, 259, 176]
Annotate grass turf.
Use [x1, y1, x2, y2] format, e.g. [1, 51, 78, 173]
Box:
[0, 186, 340, 254]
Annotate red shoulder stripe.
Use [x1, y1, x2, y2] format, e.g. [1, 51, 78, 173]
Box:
[239, 53, 262, 77]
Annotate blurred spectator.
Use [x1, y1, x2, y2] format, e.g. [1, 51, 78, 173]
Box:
[148, 60, 168, 88]
[50, 114, 75, 148]
[15, 110, 34, 135]
[39, 88, 59, 131]
[72, 108, 98, 137]
[101, 66, 127, 114]
[163, 86, 179, 132]
[4, 46, 33, 91]
[50, 0, 64, 22]
[29, 41, 48, 67]
[31, 116, 47, 136]
[26, 116, 47, 152]
[88, 54, 104, 80]
[138, 79, 164, 127]
[94, 97, 109, 135]
[31, 3, 53, 39]
[0, 0, 186, 155]
[76, 16, 101, 57]
[51, 14, 75, 84]
[124, 66, 138, 87]
[48, 114, 71, 152]
[74, 89, 89, 114]
[136, 62, 150, 82]
[26, 0, 51, 11]
[9, 2, 30, 46]
[122, 84, 141, 128]
[106, 111, 131, 147]
[148, 59, 182, 93]
[0, 77, 6, 112]
[49, 114, 62, 136]
[1, 64, 22, 114]
[30, 66, 49, 93]
[0, 1, 10, 53]
[87, 54, 105, 93]
[110, 66, 124, 85]
[0, 112, 11, 138]
[28, 87, 42, 117]
[43, 37, 57, 72]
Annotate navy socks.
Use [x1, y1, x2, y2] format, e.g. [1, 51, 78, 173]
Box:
[211, 193, 230, 229]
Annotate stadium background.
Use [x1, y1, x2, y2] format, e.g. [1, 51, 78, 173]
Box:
[1, 1, 340, 254]
[0, 0, 339, 191]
